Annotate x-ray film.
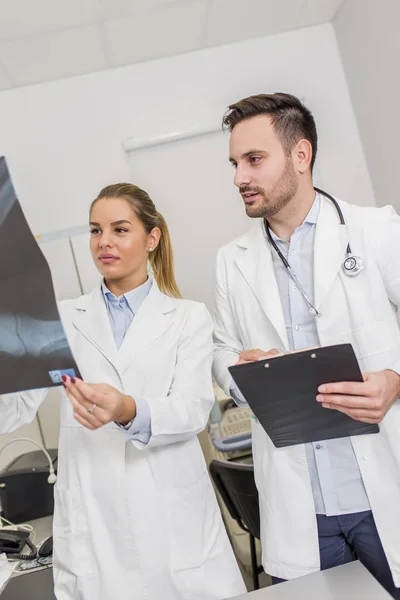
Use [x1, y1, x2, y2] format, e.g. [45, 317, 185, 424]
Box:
[0, 157, 81, 394]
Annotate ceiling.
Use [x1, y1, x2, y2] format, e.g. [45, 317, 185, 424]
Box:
[0, 0, 346, 90]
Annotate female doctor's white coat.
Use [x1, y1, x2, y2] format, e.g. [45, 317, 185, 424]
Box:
[0, 281, 245, 600]
[213, 198, 400, 586]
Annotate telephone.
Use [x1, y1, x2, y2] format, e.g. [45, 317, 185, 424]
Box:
[0, 529, 37, 560]
[208, 381, 252, 460]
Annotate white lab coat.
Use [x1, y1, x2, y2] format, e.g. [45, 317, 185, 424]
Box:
[0, 281, 245, 600]
[213, 197, 400, 585]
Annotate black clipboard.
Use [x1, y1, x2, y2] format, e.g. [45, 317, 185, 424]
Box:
[228, 343, 379, 448]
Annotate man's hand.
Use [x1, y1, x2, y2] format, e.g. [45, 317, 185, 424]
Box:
[235, 348, 282, 365]
[63, 376, 136, 430]
[317, 369, 400, 424]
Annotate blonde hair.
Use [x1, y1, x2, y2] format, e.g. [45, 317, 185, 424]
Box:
[90, 183, 180, 298]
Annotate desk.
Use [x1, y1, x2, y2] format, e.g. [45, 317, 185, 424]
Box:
[1, 567, 55, 599]
[227, 561, 392, 599]
[1, 516, 54, 597]
[24, 515, 52, 546]
[11, 515, 52, 579]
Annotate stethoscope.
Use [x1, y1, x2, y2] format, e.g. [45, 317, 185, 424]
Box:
[265, 187, 364, 317]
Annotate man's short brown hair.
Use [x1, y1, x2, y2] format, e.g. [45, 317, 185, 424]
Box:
[223, 93, 318, 171]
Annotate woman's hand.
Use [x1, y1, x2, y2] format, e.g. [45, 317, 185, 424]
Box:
[63, 376, 136, 430]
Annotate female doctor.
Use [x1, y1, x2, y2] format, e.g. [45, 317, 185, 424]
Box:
[0, 183, 245, 600]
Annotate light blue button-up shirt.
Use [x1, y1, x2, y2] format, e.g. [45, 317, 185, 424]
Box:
[103, 278, 152, 349]
[102, 278, 152, 444]
[231, 194, 371, 516]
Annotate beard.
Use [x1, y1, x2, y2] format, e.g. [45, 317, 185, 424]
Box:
[240, 158, 299, 219]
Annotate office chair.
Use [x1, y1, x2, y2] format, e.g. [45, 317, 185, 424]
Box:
[209, 458, 264, 590]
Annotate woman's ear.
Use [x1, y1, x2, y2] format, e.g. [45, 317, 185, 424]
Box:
[148, 227, 161, 252]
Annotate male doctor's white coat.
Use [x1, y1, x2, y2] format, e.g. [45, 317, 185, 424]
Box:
[213, 198, 400, 585]
[0, 281, 246, 600]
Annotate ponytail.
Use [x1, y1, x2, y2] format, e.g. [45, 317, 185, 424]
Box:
[148, 212, 180, 298]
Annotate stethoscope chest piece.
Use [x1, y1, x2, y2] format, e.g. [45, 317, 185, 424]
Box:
[343, 254, 364, 277]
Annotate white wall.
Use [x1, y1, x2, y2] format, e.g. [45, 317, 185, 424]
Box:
[334, 0, 400, 210]
[0, 22, 375, 455]
[0, 22, 374, 241]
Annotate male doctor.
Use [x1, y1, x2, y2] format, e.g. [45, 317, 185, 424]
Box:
[212, 93, 400, 598]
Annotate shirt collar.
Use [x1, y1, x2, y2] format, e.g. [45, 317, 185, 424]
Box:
[304, 191, 320, 225]
[266, 192, 320, 242]
[102, 277, 152, 314]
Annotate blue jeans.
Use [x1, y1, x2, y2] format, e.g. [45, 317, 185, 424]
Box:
[272, 511, 400, 599]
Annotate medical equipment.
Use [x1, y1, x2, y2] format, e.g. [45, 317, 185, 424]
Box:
[208, 382, 252, 459]
[0, 440, 57, 524]
[265, 187, 364, 317]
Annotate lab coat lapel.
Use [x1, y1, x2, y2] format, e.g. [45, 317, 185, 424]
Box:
[235, 222, 289, 348]
[72, 285, 119, 368]
[314, 196, 349, 312]
[117, 281, 176, 373]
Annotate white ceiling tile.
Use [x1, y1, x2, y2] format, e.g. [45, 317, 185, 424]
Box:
[0, 0, 99, 40]
[104, 1, 208, 67]
[295, 0, 346, 29]
[204, 0, 307, 47]
[98, 0, 190, 20]
[0, 25, 107, 86]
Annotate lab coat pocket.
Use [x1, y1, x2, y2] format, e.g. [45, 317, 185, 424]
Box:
[152, 436, 208, 489]
[349, 321, 397, 358]
[346, 320, 400, 373]
[166, 475, 220, 573]
[52, 485, 96, 577]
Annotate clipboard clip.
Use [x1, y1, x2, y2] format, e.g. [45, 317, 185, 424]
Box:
[264, 351, 317, 368]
